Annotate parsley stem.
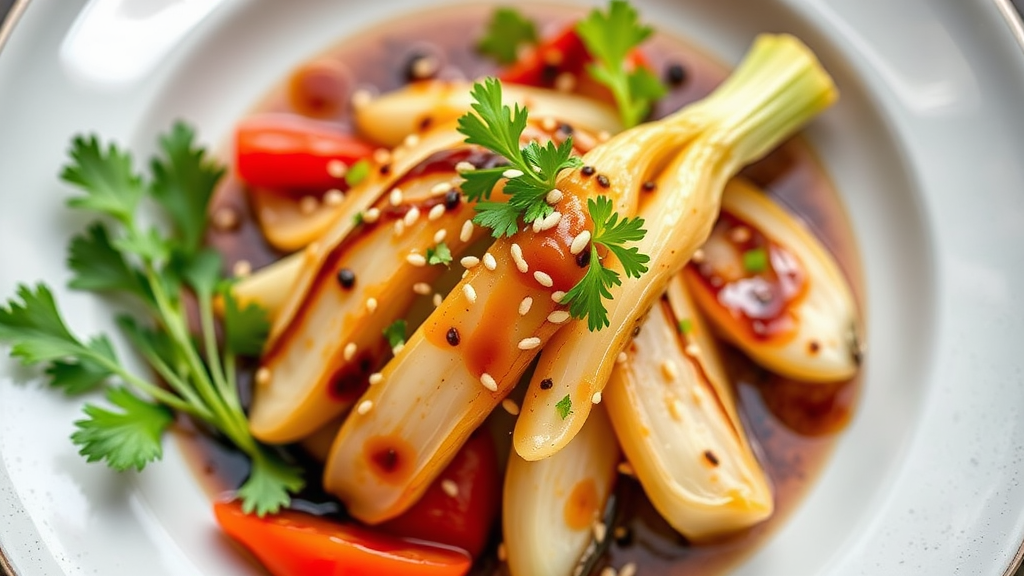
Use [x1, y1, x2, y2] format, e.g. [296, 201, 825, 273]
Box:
[91, 354, 198, 416]
[197, 294, 233, 409]
[126, 340, 213, 421]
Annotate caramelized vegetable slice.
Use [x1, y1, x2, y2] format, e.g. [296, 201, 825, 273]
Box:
[353, 80, 621, 147]
[514, 34, 838, 460]
[684, 178, 860, 382]
[604, 277, 772, 540]
[503, 406, 619, 576]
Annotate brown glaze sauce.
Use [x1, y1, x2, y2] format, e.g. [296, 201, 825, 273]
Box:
[179, 4, 864, 576]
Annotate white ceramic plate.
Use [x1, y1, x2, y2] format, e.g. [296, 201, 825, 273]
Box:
[2, 0, 1024, 574]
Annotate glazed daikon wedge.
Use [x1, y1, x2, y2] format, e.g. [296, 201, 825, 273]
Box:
[249, 126, 493, 444]
[683, 178, 860, 382]
[514, 34, 838, 460]
[604, 276, 773, 540]
[355, 80, 622, 147]
[503, 406, 619, 576]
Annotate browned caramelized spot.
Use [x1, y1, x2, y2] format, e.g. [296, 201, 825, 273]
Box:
[564, 479, 600, 530]
[703, 450, 720, 467]
[364, 435, 416, 484]
[517, 194, 588, 292]
[642, 181, 657, 193]
[684, 211, 807, 343]
[289, 60, 348, 118]
[379, 163, 392, 176]
[418, 116, 433, 131]
[540, 378, 554, 390]
[446, 327, 461, 346]
[327, 354, 375, 402]
[808, 340, 821, 355]
[596, 174, 611, 188]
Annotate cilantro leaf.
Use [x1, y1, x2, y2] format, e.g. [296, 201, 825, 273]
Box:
[477, 7, 538, 64]
[473, 200, 523, 238]
[45, 357, 114, 396]
[426, 242, 452, 266]
[459, 78, 529, 164]
[0, 284, 110, 364]
[150, 122, 224, 257]
[555, 394, 573, 419]
[67, 223, 150, 302]
[71, 387, 173, 472]
[113, 227, 173, 266]
[222, 290, 270, 357]
[383, 319, 408, 349]
[61, 135, 145, 225]
[460, 167, 507, 203]
[562, 246, 620, 331]
[577, 0, 667, 127]
[237, 449, 305, 516]
[345, 159, 371, 187]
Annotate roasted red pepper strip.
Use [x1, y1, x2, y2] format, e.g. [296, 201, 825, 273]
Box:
[235, 114, 375, 192]
[381, 431, 500, 558]
[214, 499, 472, 576]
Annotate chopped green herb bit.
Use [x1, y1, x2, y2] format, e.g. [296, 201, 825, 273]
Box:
[555, 394, 573, 419]
[426, 242, 452, 266]
[353, 211, 365, 226]
[742, 247, 769, 273]
[678, 318, 693, 336]
[383, 319, 408, 348]
[477, 7, 538, 64]
[345, 159, 371, 187]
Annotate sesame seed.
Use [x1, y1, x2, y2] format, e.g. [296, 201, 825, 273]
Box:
[661, 360, 679, 380]
[406, 253, 427, 267]
[430, 182, 453, 195]
[306, 242, 321, 257]
[389, 188, 404, 206]
[600, 568, 618, 576]
[364, 207, 381, 223]
[462, 270, 469, 279]
[482, 253, 497, 270]
[403, 206, 421, 226]
[545, 188, 564, 204]
[616, 351, 628, 364]
[441, 479, 459, 498]
[413, 282, 432, 295]
[393, 220, 405, 236]
[455, 161, 476, 173]
[685, 343, 701, 357]
[232, 259, 252, 278]
[592, 521, 607, 542]
[403, 133, 421, 148]
[327, 159, 348, 178]
[551, 291, 566, 303]
[730, 226, 752, 243]
[356, 399, 374, 415]
[519, 297, 533, 316]
[461, 256, 480, 269]
[463, 283, 477, 303]
[547, 310, 570, 324]
[570, 230, 592, 255]
[351, 89, 373, 109]
[366, 297, 378, 313]
[598, 130, 611, 142]
[518, 337, 541, 350]
[619, 562, 637, 576]
[541, 117, 558, 131]
[502, 168, 524, 179]
[591, 391, 603, 404]
[554, 72, 576, 92]
[428, 204, 446, 221]
[212, 207, 239, 231]
[480, 373, 498, 392]
[535, 211, 562, 232]
[255, 367, 271, 386]
[617, 461, 635, 476]
[373, 148, 391, 164]
[433, 229, 447, 243]
[460, 220, 474, 242]
[642, 181, 657, 193]
[369, 372, 384, 385]
[511, 243, 529, 273]
[392, 343, 404, 355]
[433, 293, 443, 307]
[324, 189, 344, 206]
[534, 271, 553, 287]
[343, 342, 357, 361]
[502, 398, 521, 415]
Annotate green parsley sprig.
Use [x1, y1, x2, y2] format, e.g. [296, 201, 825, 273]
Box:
[457, 78, 582, 238]
[0, 123, 302, 516]
[477, 7, 538, 64]
[576, 0, 667, 127]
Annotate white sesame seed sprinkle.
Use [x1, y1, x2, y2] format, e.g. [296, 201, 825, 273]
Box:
[545, 188, 564, 205]
[592, 521, 607, 542]
[460, 220, 474, 242]
[570, 230, 592, 255]
[511, 243, 529, 273]
[364, 207, 381, 223]
[518, 337, 542, 350]
[541, 117, 558, 132]
[536, 211, 562, 231]
[661, 360, 679, 380]
[232, 260, 252, 278]
[406, 253, 427, 267]
[356, 399, 374, 415]
[366, 297, 378, 313]
[392, 343, 404, 355]
[551, 291, 566, 303]
[600, 568, 618, 576]
[554, 72, 576, 92]
[691, 248, 705, 263]
[598, 130, 611, 142]
[730, 226, 752, 243]
[212, 207, 239, 231]
[685, 343, 701, 357]
[389, 188, 404, 206]
[306, 242, 321, 257]
[502, 168, 524, 179]
[433, 229, 447, 243]
[433, 293, 443, 307]
[255, 367, 271, 386]
[369, 372, 384, 385]
[441, 479, 459, 498]
[461, 256, 480, 269]
[482, 253, 497, 270]
[343, 342, 357, 361]
[413, 282, 432, 295]
[463, 283, 477, 303]
[591, 391, 603, 404]
[519, 297, 533, 316]
[327, 159, 348, 178]
[431, 182, 453, 195]
[373, 148, 391, 164]
[403, 206, 421, 227]
[324, 189, 344, 206]
[534, 271, 554, 287]
[428, 204, 446, 221]
[393, 219, 406, 236]
[547, 310, 570, 324]
[455, 161, 476, 173]
[403, 133, 421, 148]
[502, 398, 521, 416]
[619, 562, 637, 576]
[616, 351, 628, 364]
[480, 373, 498, 392]
[351, 89, 372, 109]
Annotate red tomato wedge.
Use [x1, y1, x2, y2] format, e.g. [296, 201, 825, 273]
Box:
[381, 431, 500, 558]
[235, 114, 375, 192]
[214, 499, 472, 576]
